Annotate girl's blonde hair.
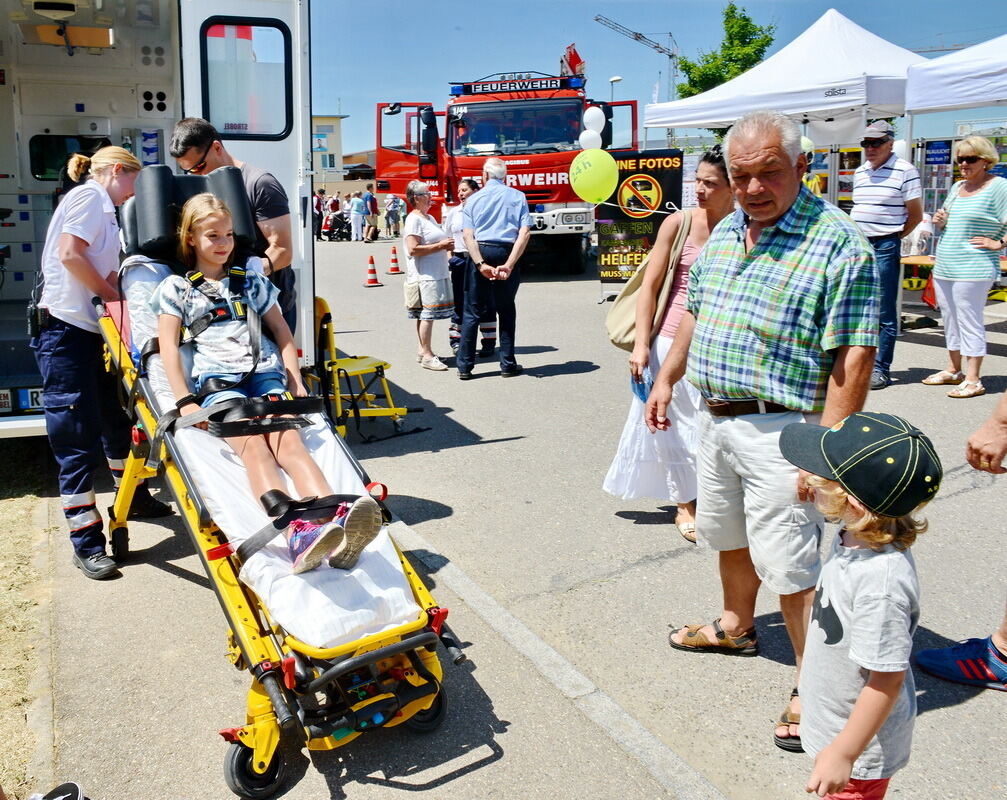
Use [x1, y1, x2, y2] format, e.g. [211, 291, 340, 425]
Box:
[177, 193, 233, 268]
[66, 146, 142, 183]
[806, 474, 928, 551]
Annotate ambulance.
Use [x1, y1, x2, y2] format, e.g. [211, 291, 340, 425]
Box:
[0, 0, 314, 437]
[376, 67, 639, 274]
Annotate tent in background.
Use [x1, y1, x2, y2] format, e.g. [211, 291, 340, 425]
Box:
[643, 8, 925, 145]
[905, 33, 1007, 118]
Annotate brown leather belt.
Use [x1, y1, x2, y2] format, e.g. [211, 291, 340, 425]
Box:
[704, 398, 793, 417]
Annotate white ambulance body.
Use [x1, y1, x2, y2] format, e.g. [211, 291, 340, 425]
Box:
[0, 0, 313, 437]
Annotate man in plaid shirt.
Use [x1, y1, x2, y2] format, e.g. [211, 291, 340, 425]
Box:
[645, 110, 878, 753]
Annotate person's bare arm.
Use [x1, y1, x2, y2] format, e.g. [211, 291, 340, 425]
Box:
[631, 213, 683, 379]
[900, 198, 923, 239]
[805, 670, 905, 797]
[405, 234, 453, 258]
[57, 233, 119, 301]
[498, 226, 531, 276]
[463, 228, 493, 278]
[644, 311, 695, 433]
[261, 303, 304, 395]
[257, 214, 293, 273]
[821, 345, 874, 428]
[966, 391, 1007, 473]
[157, 313, 198, 414]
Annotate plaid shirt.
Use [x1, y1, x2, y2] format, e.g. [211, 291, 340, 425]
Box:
[686, 187, 879, 412]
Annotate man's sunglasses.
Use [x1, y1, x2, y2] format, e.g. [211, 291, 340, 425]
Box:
[860, 138, 890, 148]
[181, 141, 215, 175]
[956, 155, 982, 165]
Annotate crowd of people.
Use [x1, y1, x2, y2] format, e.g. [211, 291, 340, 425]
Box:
[312, 182, 404, 243]
[603, 109, 1006, 799]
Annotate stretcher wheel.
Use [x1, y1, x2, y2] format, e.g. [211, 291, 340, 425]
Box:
[110, 527, 129, 563]
[223, 742, 286, 799]
[404, 686, 447, 733]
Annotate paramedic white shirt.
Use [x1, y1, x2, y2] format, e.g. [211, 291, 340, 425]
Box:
[39, 180, 122, 333]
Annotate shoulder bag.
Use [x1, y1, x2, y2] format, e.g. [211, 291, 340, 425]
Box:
[605, 209, 692, 352]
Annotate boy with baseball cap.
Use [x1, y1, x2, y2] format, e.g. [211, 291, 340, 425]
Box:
[779, 412, 942, 799]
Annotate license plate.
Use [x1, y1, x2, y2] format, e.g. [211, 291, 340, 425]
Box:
[0, 389, 11, 413]
[17, 387, 44, 411]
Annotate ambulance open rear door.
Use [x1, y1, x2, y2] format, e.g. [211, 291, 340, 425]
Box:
[177, 0, 314, 363]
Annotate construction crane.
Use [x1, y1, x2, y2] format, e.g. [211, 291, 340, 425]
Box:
[593, 15, 678, 103]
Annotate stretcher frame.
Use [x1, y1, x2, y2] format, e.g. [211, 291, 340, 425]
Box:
[96, 300, 458, 798]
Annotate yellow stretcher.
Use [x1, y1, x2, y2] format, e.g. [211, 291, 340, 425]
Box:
[96, 299, 461, 798]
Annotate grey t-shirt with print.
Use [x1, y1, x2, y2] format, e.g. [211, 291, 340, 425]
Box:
[799, 534, 920, 780]
[152, 270, 282, 378]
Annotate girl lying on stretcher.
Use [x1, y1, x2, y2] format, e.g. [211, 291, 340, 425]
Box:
[152, 193, 381, 574]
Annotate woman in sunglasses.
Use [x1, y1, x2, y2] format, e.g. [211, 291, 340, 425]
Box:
[924, 136, 1007, 398]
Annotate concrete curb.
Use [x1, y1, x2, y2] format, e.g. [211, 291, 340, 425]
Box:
[26, 497, 56, 793]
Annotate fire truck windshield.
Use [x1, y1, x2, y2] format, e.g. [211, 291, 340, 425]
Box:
[447, 99, 582, 156]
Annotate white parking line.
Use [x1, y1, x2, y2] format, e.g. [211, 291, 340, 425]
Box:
[389, 521, 727, 800]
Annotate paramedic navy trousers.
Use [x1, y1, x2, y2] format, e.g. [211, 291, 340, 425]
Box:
[456, 241, 520, 374]
[32, 317, 132, 556]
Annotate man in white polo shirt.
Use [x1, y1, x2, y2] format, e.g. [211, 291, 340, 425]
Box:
[851, 121, 923, 390]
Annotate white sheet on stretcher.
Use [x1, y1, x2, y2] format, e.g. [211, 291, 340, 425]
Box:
[120, 257, 421, 650]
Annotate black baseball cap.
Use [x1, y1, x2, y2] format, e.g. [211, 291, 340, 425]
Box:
[779, 412, 942, 518]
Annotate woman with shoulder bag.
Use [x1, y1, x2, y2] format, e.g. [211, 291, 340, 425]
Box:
[603, 147, 734, 542]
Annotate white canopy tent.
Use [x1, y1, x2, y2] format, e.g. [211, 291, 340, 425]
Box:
[643, 8, 925, 145]
[904, 33, 1007, 142]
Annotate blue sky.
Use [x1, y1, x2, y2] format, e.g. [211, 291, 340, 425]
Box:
[311, 0, 1007, 154]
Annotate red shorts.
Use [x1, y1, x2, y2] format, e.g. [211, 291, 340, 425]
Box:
[825, 777, 890, 800]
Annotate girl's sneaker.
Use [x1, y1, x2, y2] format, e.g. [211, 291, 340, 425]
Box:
[327, 495, 383, 570]
[287, 518, 345, 574]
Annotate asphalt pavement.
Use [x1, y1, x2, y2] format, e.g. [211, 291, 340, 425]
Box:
[36, 238, 1007, 799]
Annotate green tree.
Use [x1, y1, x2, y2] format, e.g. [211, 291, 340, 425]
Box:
[676, 3, 775, 134]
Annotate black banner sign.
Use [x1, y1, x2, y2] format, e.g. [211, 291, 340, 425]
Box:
[595, 149, 683, 285]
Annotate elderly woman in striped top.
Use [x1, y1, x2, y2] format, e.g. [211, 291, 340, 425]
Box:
[924, 136, 1007, 399]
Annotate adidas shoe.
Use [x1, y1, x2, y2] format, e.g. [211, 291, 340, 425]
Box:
[915, 636, 1007, 691]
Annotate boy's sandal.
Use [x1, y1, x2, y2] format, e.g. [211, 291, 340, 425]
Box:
[947, 380, 985, 398]
[668, 617, 759, 656]
[677, 521, 697, 544]
[922, 370, 965, 385]
[773, 687, 804, 753]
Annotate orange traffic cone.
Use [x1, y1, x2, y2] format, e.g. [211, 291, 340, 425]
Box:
[363, 255, 384, 287]
[387, 246, 404, 275]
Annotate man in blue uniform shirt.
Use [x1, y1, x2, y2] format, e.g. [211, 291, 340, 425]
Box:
[458, 158, 532, 379]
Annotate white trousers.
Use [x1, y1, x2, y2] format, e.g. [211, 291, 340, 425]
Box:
[934, 277, 992, 358]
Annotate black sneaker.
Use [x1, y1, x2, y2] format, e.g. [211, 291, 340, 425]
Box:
[870, 369, 891, 390]
[458, 370, 474, 381]
[73, 551, 121, 580]
[128, 485, 174, 519]
[501, 365, 524, 378]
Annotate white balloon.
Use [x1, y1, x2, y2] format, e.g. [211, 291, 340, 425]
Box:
[579, 129, 603, 150]
[893, 139, 910, 161]
[583, 106, 606, 133]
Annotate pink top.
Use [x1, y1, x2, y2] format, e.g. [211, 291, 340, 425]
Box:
[658, 240, 701, 339]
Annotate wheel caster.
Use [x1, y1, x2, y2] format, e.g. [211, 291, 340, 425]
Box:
[404, 687, 447, 733]
[110, 527, 129, 563]
[223, 742, 286, 799]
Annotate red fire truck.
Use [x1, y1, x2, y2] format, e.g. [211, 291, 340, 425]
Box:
[376, 72, 638, 273]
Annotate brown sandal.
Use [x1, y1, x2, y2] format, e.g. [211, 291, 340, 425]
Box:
[773, 687, 804, 753]
[922, 370, 965, 385]
[668, 617, 759, 656]
[947, 380, 985, 399]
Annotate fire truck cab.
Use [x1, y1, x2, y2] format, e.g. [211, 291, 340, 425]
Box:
[376, 72, 637, 274]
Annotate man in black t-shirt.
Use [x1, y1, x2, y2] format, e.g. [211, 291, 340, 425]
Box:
[169, 118, 298, 334]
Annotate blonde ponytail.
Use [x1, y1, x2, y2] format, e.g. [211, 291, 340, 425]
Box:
[66, 146, 142, 183]
[66, 153, 91, 183]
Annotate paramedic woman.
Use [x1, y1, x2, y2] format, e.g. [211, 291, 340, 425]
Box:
[32, 147, 170, 581]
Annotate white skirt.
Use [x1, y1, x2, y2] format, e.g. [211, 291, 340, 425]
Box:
[603, 334, 701, 503]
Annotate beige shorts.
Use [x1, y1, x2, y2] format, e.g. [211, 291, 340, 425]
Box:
[405, 277, 453, 320]
[366, 213, 379, 226]
[695, 407, 824, 595]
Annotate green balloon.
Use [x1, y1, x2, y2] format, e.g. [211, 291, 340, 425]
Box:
[569, 148, 618, 205]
